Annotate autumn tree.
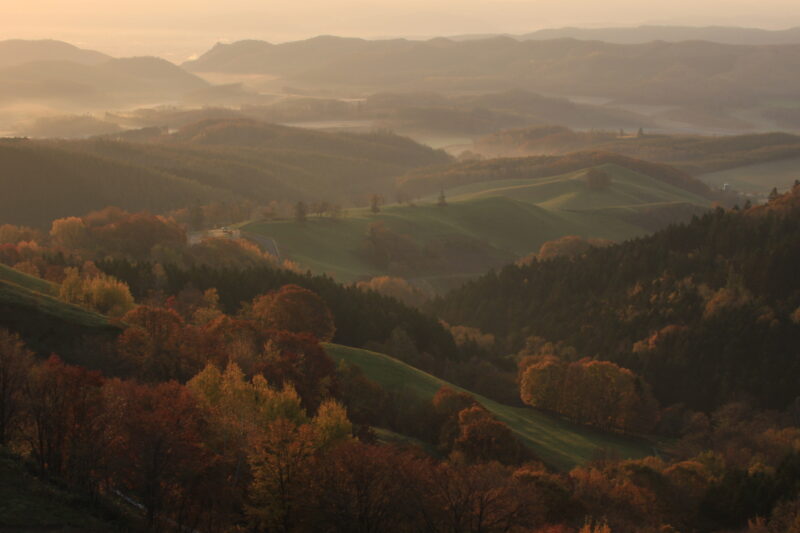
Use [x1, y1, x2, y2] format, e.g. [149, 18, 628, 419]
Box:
[49, 216, 88, 249]
[0, 329, 34, 446]
[117, 306, 196, 381]
[423, 461, 530, 533]
[453, 406, 529, 465]
[103, 379, 211, 529]
[250, 284, 336, 342]
[91, 212, 186, 258]
[0, 224, 42, 244]
[24, 356, 107, 492]
[310, 441, 428, 532]
[59, 267, 135, 317]
[519, 356, 658, 432]
[356, 275, 429, 308]
[188, 361, 307, 447]
[255, 331, 338, 411]
[432, 386, 478, 453]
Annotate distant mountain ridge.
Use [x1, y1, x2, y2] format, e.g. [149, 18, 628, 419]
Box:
[0, 55, 209, 107]
[0, 39, 110, 69]
[184, 36, 800, 106]
[516, 25, 800, 45]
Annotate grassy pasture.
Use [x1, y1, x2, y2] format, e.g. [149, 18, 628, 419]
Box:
[326, 343, 654, 471]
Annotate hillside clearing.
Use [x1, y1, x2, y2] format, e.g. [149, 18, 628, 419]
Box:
[326, 343, 654, 471]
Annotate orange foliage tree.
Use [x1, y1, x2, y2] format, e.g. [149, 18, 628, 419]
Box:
[519, 356, 658, 433]
[251, 284, 336, 342]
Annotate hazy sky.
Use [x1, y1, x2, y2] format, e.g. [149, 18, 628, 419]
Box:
[4, 0, 800, 61]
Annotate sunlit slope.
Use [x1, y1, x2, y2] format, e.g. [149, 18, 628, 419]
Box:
[243, 163, 708, 286]
[0, 263, 57, 295]
[0, 264, 109, 329]
[431, 163, 709, 210]
[326, 343, 653, 471]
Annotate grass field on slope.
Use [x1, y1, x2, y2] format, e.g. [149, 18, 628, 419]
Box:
[326, 344, 654, 471]
[0, 264, 110, 329]
[424, 163, 709, 210]
[243, 164, 703, 288]
[699, 156, 800, 195]
[0, 263, 57, 295]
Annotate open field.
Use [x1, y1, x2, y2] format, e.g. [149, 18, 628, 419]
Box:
[699, 156, 800, 194]
[326, 344, 654, 471]
[244, 163, 709, 289]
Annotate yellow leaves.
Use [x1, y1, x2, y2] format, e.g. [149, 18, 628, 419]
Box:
[49, 216, 88, 249]
[312, 400, 353, 450]
[703, 285, 753, 319]
[189, 361, 312, 448]
[187, 363, 224, 408]
[579, 519, 613, 533]
[447, 324, 495, 350]
[58, 267, 134, 317]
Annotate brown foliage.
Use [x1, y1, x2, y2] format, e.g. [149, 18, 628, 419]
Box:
[103, 379, 211, 529]
[117, 306, 199, 381]
[519, 356, 659, 433]
[0, 329, 34, 446]
[254, 330, 338, 412]
[251, 284, 336, 342]
[356, 275, 429, 308]
[24, 356, 107, 492]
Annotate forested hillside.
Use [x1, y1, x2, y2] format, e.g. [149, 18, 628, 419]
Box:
[435, 186, 800, 412]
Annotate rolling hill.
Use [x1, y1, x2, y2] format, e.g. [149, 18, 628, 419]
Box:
[699, 156, 800, 194]
[0, 119, 450, 227]
[242, 160, 710, 290]
[476, 127, 800, 193]
[326, 344, 653, 471]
